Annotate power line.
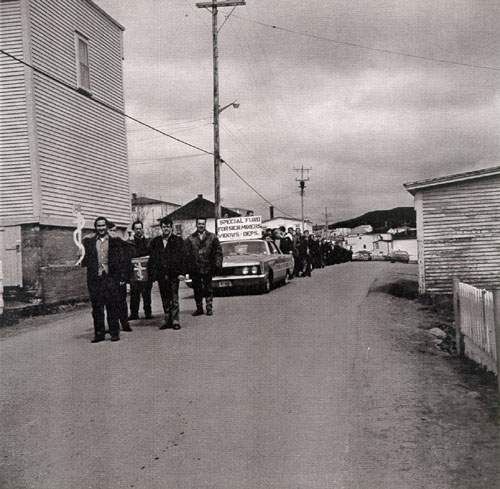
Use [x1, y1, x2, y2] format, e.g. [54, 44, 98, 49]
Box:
[222, 158, 294, 218]
[232, 14, 500, 73]
[0, 48, 213, 155]
[0, 48, 295, 218]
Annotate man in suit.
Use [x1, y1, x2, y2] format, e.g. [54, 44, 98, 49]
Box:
[184, 217, 223, 316]
[128, 220, 152, 320]
[81, 216, 128, 343]
[148, 217, 185, 330]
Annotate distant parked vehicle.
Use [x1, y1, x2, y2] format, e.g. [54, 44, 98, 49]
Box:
[387, 250, 410, 263]
[352, 250, 372, 261]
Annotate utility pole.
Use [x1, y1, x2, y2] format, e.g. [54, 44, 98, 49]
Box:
[324, 207, 328, 238]
[293, 166, 311, 232]
[196, 0, 245, 229]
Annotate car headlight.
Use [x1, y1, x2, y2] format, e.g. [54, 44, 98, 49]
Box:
[242, 266, 249, 275]
[251, 266, 259, 274]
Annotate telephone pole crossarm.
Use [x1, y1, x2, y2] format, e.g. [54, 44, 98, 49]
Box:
[196, 0, 245, 229]
[196, 1, 245, 8]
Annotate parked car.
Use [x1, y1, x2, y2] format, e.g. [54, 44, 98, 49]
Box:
[387, 250, 410, 263]
[186, 239, 294, 294]
[352, 250, 372, 261]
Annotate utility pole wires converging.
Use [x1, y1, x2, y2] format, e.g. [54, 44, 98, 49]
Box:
[294, 166, 312, 232]
[195, 0, 246, 229]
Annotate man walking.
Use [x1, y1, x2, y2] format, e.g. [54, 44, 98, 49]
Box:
[81, 216, 128, 343]
[148, 217, 185, 330]
[128, 220, 152, 320]
[185, 218, 223, 316]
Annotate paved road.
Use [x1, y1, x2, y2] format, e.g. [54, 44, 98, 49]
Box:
[0, 263, 498, 489]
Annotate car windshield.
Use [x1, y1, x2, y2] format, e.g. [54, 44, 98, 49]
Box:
[222, 241, 268, 256]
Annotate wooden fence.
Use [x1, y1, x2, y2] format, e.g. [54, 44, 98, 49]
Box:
[453, 278, 500, 388]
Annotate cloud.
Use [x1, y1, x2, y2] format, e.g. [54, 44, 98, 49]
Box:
[97, 0, 500, 223]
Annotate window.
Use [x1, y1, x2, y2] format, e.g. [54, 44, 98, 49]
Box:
[75, 33, 91, 93]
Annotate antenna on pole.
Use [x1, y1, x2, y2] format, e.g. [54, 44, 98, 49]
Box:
[293, 166, 312, 232]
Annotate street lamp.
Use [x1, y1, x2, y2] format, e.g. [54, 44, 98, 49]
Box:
[219, 100, 239, 113]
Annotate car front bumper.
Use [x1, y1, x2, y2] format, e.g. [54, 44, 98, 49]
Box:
[185, 274, 266, 289]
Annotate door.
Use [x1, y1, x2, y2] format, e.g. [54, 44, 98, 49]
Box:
[0, 226, 22, 287]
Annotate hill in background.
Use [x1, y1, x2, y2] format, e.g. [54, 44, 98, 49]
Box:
[330, 207, 416, 232]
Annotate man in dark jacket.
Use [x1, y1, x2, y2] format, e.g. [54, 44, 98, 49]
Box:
[128, 220, 152, 320]
[184, 218, 223, 316]
[298, 230, 312, 277]
[81, 216, 128, 343]
[148, 217, 185, 330]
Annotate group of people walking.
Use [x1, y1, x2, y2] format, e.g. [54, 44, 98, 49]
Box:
[81, 216, 222, 343]
[262, 226, 352, 278]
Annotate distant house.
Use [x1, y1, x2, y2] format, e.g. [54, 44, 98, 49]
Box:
[262, 217, 313, 233]
[346, 232, 389, 254]
[131, 194, 180, 237]
[331, 228, 352, 238]
[166, 194, 240, 238]
[391, 235, 418, 262]
[372, 233, 393, 257]
[351, 225, 373, 234]
[0, 0, 129, 304]
[228, 207, 254, 217]
[404, 165, 500, 294]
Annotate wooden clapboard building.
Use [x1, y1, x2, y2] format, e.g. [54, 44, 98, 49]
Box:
[404, 166, 500, 295]
[0, 0, 129, 304]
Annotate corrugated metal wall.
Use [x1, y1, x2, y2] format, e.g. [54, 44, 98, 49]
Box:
[29, 0, 130, 226]
[422, 175, 500, 294]
[0, 0, 34, 220]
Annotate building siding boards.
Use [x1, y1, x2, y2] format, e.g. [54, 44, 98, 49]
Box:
[420, 175, 500, 294]
[0, 0, 34, 219]
[29, 0, 129, 225]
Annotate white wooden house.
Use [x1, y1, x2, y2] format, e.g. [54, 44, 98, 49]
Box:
[131, 194, 181, 238]
[0, 0, 129, 304]
[404, 165, 500, 294]
[262, 217, 313, 234]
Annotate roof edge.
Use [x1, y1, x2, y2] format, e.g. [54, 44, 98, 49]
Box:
[404, 165, 500, 195]
[86, 0, 125, 31]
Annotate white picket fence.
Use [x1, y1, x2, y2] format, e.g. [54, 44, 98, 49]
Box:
[454, 279, 498, 376]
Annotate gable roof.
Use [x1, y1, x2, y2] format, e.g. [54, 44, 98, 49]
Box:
[404, 165, 500, 195]
[132, 195, 180, 207]
[166, 194, 240, 220]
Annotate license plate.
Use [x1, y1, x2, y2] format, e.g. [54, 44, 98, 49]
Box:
[217, 280, 232, 288]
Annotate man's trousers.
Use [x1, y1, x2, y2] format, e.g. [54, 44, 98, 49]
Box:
[88, 274, 120, 338]
[191, 273, 213, 312]
[130, 281, 152, 317]
[158, 276, 180, 326]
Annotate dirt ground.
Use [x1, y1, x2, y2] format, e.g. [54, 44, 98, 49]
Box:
[364, 267, 499, 489]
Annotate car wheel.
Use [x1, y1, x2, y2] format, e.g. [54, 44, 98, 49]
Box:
[260, 274, 272, 294]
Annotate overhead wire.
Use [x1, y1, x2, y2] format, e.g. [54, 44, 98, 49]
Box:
[231, 14, 500, 72]
[0, 49, 213, 156]
[0, 48, 294, 217]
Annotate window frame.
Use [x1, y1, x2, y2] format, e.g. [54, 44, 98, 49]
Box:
[75, 32, 91, 94]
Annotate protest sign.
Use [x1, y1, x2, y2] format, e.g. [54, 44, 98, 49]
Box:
[217, 216, 262, 242]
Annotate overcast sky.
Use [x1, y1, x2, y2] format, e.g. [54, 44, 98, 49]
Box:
[97, 0, 500, 223]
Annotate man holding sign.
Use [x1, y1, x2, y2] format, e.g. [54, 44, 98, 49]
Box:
[128, 220, 152, 320]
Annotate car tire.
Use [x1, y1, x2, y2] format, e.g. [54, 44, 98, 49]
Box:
[260, 274, 272, 294]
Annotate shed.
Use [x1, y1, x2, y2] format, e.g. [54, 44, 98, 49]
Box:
[404, 165, 500, 294]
